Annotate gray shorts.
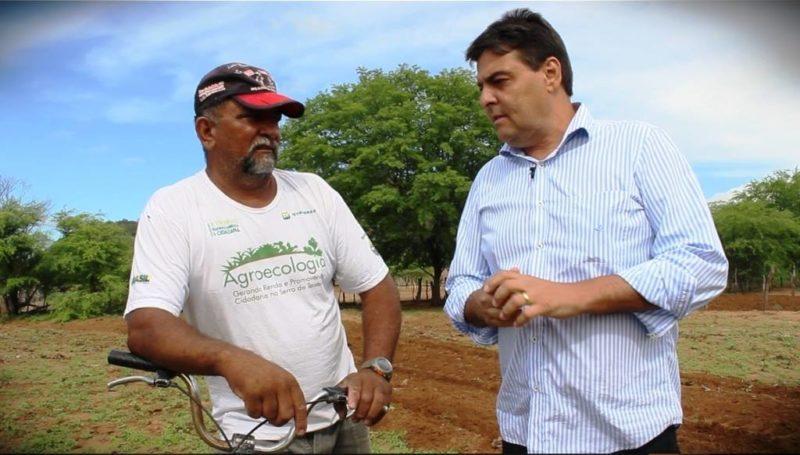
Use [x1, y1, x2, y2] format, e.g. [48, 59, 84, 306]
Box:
[267, 419, 371, 454]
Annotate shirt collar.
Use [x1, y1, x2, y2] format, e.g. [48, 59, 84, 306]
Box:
[500, 102, 594, 160]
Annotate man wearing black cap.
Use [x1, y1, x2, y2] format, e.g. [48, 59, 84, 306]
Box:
[123, 62, 401, 453]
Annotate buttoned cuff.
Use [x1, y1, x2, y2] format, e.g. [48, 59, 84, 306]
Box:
[617, 259, 695, 337]
[444, 282, 498, 346]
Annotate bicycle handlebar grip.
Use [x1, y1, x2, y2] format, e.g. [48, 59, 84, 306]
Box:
[108, 349, 169, 373]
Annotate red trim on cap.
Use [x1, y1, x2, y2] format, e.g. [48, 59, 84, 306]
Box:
[234, 92, 304, 118]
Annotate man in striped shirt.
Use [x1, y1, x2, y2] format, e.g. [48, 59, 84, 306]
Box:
[444, 9, 728, 454]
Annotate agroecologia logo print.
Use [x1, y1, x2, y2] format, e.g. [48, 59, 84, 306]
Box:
[222, 238, 326, 290]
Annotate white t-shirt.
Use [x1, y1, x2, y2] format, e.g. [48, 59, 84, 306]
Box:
[125, 169, 388, 440]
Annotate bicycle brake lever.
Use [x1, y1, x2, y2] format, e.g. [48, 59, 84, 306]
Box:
[321, 386, 348, 404]
[107, 375, 157, 389]
[303, 386, 352, 420]
[323, 386, 352, 420]
[107, 371, 174, 390]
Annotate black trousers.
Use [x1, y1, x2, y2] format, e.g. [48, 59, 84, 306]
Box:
[502, 425, 680, 454]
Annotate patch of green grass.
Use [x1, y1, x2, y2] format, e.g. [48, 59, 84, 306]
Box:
[155, 404, 209, 453]
[0, 368, 14, 383]
[111, 428, 152, 451]
[370, 429, 415, 453]
[679, 312, 800, 385]
[12, 425, 77, 453]
[158, 419, 208, 453]
[369, 429, 455, 454]
[28, 313, 55, 322]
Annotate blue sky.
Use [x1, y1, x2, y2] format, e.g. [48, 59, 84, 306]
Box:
[1, 1, 798, 222]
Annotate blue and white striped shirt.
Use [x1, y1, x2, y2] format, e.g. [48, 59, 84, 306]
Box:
[444, 104, 728, 453]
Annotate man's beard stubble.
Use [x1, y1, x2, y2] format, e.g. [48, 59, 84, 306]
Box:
[242, 136, 279, 176]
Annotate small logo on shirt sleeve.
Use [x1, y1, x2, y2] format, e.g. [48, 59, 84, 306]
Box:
[131, 274, 151, 284]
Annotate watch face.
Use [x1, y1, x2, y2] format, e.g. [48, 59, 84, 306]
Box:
[375, 358, 392, 372]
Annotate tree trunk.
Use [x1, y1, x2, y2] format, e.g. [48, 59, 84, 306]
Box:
[415, 277, 422, 302]
[792, 264, 796, 297]
[763, 265, 775, 311]
[6, 293, 21, 315]
[431, 264, 444, 306]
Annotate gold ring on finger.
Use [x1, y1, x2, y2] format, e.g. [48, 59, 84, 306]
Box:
[518, 291, 533, 306]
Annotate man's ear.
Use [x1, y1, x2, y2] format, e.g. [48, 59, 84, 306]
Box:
[195, 116, 216, 151]
[541, 56, 563, 94]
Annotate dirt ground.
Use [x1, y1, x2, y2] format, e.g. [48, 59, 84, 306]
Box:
[341, 292, 800, 453]
[5, 292, 799, 453]
[705, 291, 800, 311]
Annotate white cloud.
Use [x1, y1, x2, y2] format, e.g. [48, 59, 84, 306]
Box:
[106, 98, 177, 124]
[75, 2, 513, 117]
[584, 54, 800, 165]
[0, 3, 109, 62]
[81, 5, 250, 81]
[653, 61, 799, 157]
[708, 184, 746, 203]
[566, 2, 799, 170]
[13, 0, 800, 171]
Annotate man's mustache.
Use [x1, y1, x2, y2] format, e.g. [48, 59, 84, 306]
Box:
[248, 136, 279, 155]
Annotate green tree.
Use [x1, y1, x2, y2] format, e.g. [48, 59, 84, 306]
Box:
[115, 219, 138, 237]
[726, 168, 800, 292]
[0, 178, 49, 314]
[712, 200, 800, 292]
[281, 65, 499, 304]
[39, 212, 134, 320]
[734, 168, 800, 218]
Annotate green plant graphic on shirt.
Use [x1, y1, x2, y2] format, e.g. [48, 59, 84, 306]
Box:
[302, 237, 322, 257]
[222, 238, 327, 289]
[222, 238, 323, 274]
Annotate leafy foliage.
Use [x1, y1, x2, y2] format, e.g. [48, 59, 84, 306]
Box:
[280, 65, 499, 304]
[733, 168, 800, 218]
[115, 218, 138, 237]
[47, 275, 130, 322]
[39, 212, 134, 320]
[712, 169, 800, 291]
[0, 178, 49, 314]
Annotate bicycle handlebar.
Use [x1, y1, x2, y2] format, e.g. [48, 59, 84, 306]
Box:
[107, 349, 349, 453]
[108, 349, 174, 375]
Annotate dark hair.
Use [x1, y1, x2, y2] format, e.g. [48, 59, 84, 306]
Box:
[466, 8, 573, 96]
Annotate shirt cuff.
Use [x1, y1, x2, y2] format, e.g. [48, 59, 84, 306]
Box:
[444, 282, 498, 345]
[617, 259, 695, 337]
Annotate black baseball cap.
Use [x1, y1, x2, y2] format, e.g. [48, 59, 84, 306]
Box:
[194, 62, 305, 118]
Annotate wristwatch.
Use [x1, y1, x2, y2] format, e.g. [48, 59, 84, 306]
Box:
[360, 357, 393, 382]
